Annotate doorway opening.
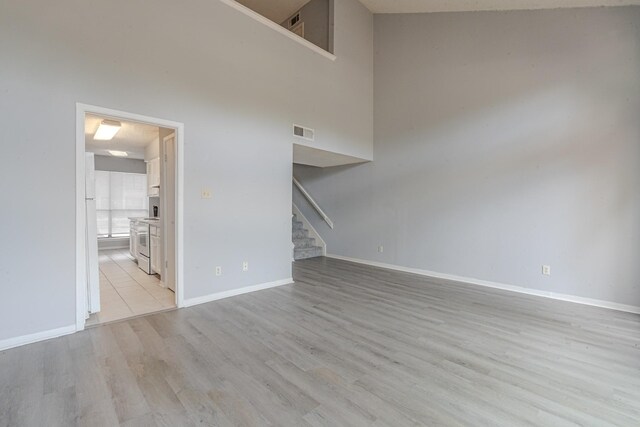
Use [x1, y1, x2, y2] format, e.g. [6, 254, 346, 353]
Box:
[76, 104, 184, 330]
[232, 0, 335, 54]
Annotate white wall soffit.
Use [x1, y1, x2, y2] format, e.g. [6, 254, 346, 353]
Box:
[293, 143, 371, 167]
[218, 0, 336, 61]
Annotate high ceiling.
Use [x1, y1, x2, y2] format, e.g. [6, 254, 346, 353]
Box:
[85, 114, 159, 160]
[235, 0, 640, 19]
[235, 0, 311, 23]
[358, 0, 640, 14]
[231, 1, 639, 25]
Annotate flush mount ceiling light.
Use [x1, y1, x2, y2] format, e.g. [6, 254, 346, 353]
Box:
[107, 150, 128, 157]
[94, 119, 122, 140]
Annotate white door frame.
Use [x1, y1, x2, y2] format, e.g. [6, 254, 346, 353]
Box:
[75, 103, 185, 332]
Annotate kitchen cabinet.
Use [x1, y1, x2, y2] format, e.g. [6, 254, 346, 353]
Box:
[150, 224, 161, 275]
[129, 220, 138, 259]
[147, 157, 160, 197]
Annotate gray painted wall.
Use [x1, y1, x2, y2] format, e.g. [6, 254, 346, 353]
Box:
[282, 0, 330, 52]
[0, 0, 372, 342]
[94, 155, 146, 174]
[295, 6, 640, 307]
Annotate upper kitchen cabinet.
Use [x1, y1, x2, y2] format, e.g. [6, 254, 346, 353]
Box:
[147, 157, 160, 197]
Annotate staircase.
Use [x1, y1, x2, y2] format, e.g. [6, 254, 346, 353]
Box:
[292, 214, 323, 260]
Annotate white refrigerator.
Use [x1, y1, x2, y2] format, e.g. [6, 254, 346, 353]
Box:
[85, 153, 101, 314]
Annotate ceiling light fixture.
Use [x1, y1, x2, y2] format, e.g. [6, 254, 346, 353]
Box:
[94, 119, 122, 140]
[108, 150, 128, 157]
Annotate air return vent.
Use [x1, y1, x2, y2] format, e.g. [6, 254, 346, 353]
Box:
[289, 13, 300, 28]
[293, 124, 314, 141]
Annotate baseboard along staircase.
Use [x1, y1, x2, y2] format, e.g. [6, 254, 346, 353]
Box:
[292, 214, 323, 260]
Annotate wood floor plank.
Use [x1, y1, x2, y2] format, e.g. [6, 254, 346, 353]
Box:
[1, 256, 639, 426]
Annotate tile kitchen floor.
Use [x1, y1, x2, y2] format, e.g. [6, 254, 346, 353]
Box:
[86, 248, 176, 327]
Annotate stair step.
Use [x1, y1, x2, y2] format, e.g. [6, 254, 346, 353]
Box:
[292, 213, 322, 260]
[293, 236, 316, 249]
[294, 246, 323, 260]
[292, 228, 308, 238]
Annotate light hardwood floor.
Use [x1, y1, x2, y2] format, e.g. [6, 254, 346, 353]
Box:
[1, 257, 639, 426]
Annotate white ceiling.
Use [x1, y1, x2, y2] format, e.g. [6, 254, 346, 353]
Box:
[359, 0, 640, 14]
[235, 0, 310, 23]
[85, 114, 159, 160]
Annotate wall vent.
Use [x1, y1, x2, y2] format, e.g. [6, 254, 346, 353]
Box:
[293, 124, 314, 141]
[289, 13, 300, 28]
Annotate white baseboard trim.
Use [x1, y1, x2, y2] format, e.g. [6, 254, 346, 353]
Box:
[0, 324, 77, 352]
[183, 278, 294, 308]
[326, 254, 640, 315]
[1, 279, 294, 351]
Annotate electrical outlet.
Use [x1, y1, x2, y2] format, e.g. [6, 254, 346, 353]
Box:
[542, 265, 551, 276]
[215, 266, 222, 276]
[201, 189, 212, 199]
[242, 261, 249, 272]
[378, 245, 384, 253]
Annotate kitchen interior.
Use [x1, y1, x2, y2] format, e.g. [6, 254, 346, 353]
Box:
[84, 114, 177, 326]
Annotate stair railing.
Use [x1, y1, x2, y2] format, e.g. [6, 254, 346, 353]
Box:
[293, 177, 334, 229]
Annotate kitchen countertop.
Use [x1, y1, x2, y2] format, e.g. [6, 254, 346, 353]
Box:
[129, 217, 161, 225]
